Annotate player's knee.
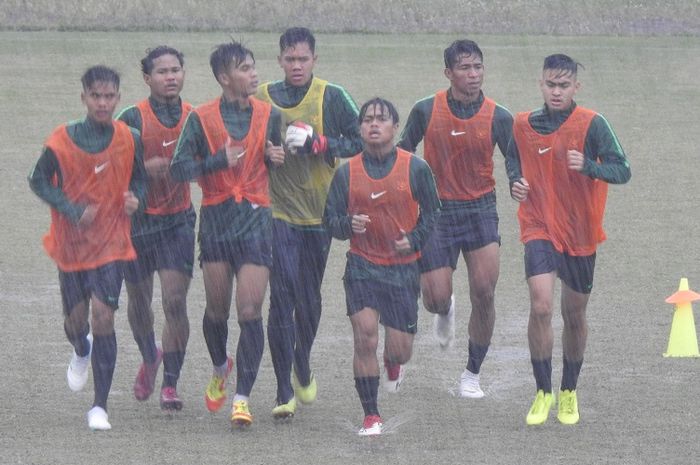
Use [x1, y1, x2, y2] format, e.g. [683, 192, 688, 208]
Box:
[353, 331, 378, 357]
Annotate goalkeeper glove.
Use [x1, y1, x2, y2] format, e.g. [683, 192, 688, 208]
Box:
[285, 121, 328, 155]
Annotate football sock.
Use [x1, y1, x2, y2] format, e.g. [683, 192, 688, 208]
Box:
[267, 322, 295, 402]
[236, 318, 264, 397]
[134, 330, 158, 364]
[92, 332, 117, 410]
[203, 314, 229, 368]
[561, 358, 583, 391]
[355, 376, 380, 416]
[66, 322, 91, 357]
[162, 350, 185, 388]
[466, 340, 489, 375]
[531, 358, 552, 393]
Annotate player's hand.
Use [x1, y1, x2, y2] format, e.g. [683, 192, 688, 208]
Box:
[351, 214, 371, 234]
[285, 121, 328, 155]
[265, 140, 285, 167]
[511, 177, 530, 202]
[394, 229, 413, 255]
[224, 137, 246, 168]
[77, 204, 98, 228]
[144, 157, 170, 179]
[567, 149, 585, 172]
[124, 191, 139, 216]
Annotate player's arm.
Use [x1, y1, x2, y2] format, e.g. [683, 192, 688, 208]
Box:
[170, 112, 229, 182]
[397, 99, 431, 153]
[406, 157, 441, 251]
[127, 129, 148, 213]
[493, 104, 514, 157]
[505, 136, 530, 202]
[322, 163, 353, 240]
[28, 147, 86, 224]
[116, 106, 142, 131]
[322, 84, 363, 160]
[580, 114, 631, 184]
[265, 107, 285, 167]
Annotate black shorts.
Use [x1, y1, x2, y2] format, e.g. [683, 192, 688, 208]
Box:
[344, 278, 419, 334]
[199, 230, 272, 273]
[524, 240, 596, 294]
[58, 262, 123, 314]
[419, 192, 500, 273]
[124, 220, 195, 283]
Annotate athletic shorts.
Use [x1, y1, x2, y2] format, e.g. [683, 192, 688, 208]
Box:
[124, 220, 196, 283]
[419, 192, 500, 273]
[344, 278, 419, 334]
[199, 229, 272, 273]
[58, 261, 123, 314]
[524, 239, 596, 294]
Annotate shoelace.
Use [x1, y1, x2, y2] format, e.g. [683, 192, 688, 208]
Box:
[560, 395, 575, 413]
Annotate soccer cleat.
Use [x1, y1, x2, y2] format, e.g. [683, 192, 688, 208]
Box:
[160, 386, 183, 411]
[459, 369, 485, 398]
[382, 360, 404, 393]
[292, 371, 317, 404]
[204, 356, 234, 413]
[231, 400, 253, 427]
[271, 397, 296, 420]
[133, 348, 163, 401]
[87, 406, 111, 431]
[67, 333, 92, 392]
[358, 414, 382, 436]
[557, 389, 580, 425]
[526, 390, 555, 425]
[433, 294, 455, 349]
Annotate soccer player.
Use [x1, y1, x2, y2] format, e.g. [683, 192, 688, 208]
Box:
[324, 98, 440, 436]
[117, 46, 193, 411]
[170, 41, 282, 427]
[506, 54, 631, 425]
[256, 27, 362, 418]
[398, 39, 513, 398]
[28, 65, 147, 431]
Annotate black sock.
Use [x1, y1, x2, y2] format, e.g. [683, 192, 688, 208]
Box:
[531, 358, 552, 393]
[162, 350, 186, 388]
[561, 358, 583, 391]
[134, 330, 158, 364]
[65, 322, 91, 357]
[203, 314, 229, 367]
[236, 318, 264, 397]
[466, 340, 489, 374]
[267, 322, 295, 403]
[92, 332, 117, 410]
[355, 376, 380, 417]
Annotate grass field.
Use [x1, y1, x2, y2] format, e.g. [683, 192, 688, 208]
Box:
[1, 31, 700, 465]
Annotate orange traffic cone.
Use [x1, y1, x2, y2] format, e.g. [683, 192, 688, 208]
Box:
[663, 278, 700, 357]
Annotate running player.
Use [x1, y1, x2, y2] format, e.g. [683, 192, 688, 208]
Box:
[117, 46, 193, 411]
[506, 54, 631, 425]
[256, 27, 362, 419]
[398, 39, 513, 398]
[28, 65, 147, 431]
[170, 41, 282, 427]
[324, 98, 440, 436]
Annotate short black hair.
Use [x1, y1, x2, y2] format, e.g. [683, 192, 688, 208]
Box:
[81, 65, 120, 90]
[279, 27, 315, 53]
[444, 39, 483, 69]
[358, 97, 400, 125]
[141, 46, 184, 75]
[543, 54, 584, 76]
[210, 41, 254, 82]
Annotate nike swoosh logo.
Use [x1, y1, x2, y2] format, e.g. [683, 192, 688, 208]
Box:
[450, 130, 466, 136]
[407, 323, 417, 329]
[94, 162, 109, 174]
[370, 191, 387, 200]
[162, 139, 177, 147]
[538, 147, 552, 154]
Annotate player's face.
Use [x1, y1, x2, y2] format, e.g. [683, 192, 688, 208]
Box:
[81, 81, 120, 125]
[445, 53, 484, 100]
[360, 104, 399, 152]
[540, 69, 580, 111]
[278, 42, 317, 87]
[144, 53, 185, 103]
[220, 54, 258, 99]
